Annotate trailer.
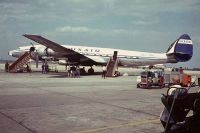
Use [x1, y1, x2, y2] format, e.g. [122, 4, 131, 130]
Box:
[164, 71, 191, 87]
[136, 68, 194, 89]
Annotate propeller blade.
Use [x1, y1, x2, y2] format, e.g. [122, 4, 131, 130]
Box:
[30, 42, 34, 47]
[45, 47, 49, 57]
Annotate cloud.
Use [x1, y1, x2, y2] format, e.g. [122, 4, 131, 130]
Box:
[0, 0, 200, 67]
[56, 26, 98, 33]
[55, 25, 131, 35]
[1, 0, 199, 26]
[131, 19, 159, 26]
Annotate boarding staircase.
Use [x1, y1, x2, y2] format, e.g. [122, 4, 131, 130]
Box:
[9, 52, 34, 72]
[106, 51, 118, 77]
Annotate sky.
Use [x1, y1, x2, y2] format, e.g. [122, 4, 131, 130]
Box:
[0, 0, 199, 68]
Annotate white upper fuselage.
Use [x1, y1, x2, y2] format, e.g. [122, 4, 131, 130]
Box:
[9, 33, 193, 67]
[9, 44, 168, 67]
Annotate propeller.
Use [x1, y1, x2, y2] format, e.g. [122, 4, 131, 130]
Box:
[30, 42, 39, 68]
[30, 42, 35, 52]
[44, 47, 49, 57]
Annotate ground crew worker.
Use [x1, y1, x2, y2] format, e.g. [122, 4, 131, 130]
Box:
[26, 64, 31, 72]
[102, 66, 107, 79]
[76, 65, 80, 78]
[5, 62, 9, 72]
[67, 65, 71, 77]
[42, 64, 45, 73]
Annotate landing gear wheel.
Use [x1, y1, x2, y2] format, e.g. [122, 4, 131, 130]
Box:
[88, 68, 94, 75]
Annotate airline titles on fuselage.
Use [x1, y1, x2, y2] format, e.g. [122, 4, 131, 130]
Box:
[69, 47, 101, 54]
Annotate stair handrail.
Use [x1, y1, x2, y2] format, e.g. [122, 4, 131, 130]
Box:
[9, 52, 30, 71]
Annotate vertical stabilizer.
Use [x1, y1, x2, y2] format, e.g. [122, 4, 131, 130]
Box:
[166, 34, 193, 62]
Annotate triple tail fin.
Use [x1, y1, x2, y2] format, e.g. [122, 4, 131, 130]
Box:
[166, 34, 193, 63]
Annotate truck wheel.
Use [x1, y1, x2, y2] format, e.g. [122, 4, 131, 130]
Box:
[160, 84, 164, 89]
[147, 84, 151, 89]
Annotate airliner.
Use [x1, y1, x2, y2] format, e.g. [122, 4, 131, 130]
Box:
[9, 34, 193, 68]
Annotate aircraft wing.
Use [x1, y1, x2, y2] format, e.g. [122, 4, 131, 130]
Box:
[23, 34, 76, 53]
[23, 34, 104, 64]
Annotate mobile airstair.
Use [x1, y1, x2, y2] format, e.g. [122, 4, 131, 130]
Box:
[9, 52, 34, 72]
[106, 51, 118, 77]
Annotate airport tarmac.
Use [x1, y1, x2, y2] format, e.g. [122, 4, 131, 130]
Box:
[0, 66, 200, 133]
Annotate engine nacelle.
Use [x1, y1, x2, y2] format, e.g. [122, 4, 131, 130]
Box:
[58, 60, 67, 65]
[37, 48, 55, 56]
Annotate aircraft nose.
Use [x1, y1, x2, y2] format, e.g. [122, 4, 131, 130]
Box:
[8, 51, 13, 56]
[8, 49, 25, 57]
[8, 50, 19, 57]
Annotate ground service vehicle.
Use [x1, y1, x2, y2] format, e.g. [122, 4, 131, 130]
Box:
[137, 71, 164, 89]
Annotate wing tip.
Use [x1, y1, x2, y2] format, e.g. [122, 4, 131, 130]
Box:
[23, 34, 41, 38]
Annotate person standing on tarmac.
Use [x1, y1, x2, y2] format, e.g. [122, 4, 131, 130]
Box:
[5, 62, 9, 72]
[66, 65, 71, 77]
[76, 65, 80, 78]
[42, 63, 45, 74]
[102, 66, 107, 79]
[71, 65, 76, 78]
